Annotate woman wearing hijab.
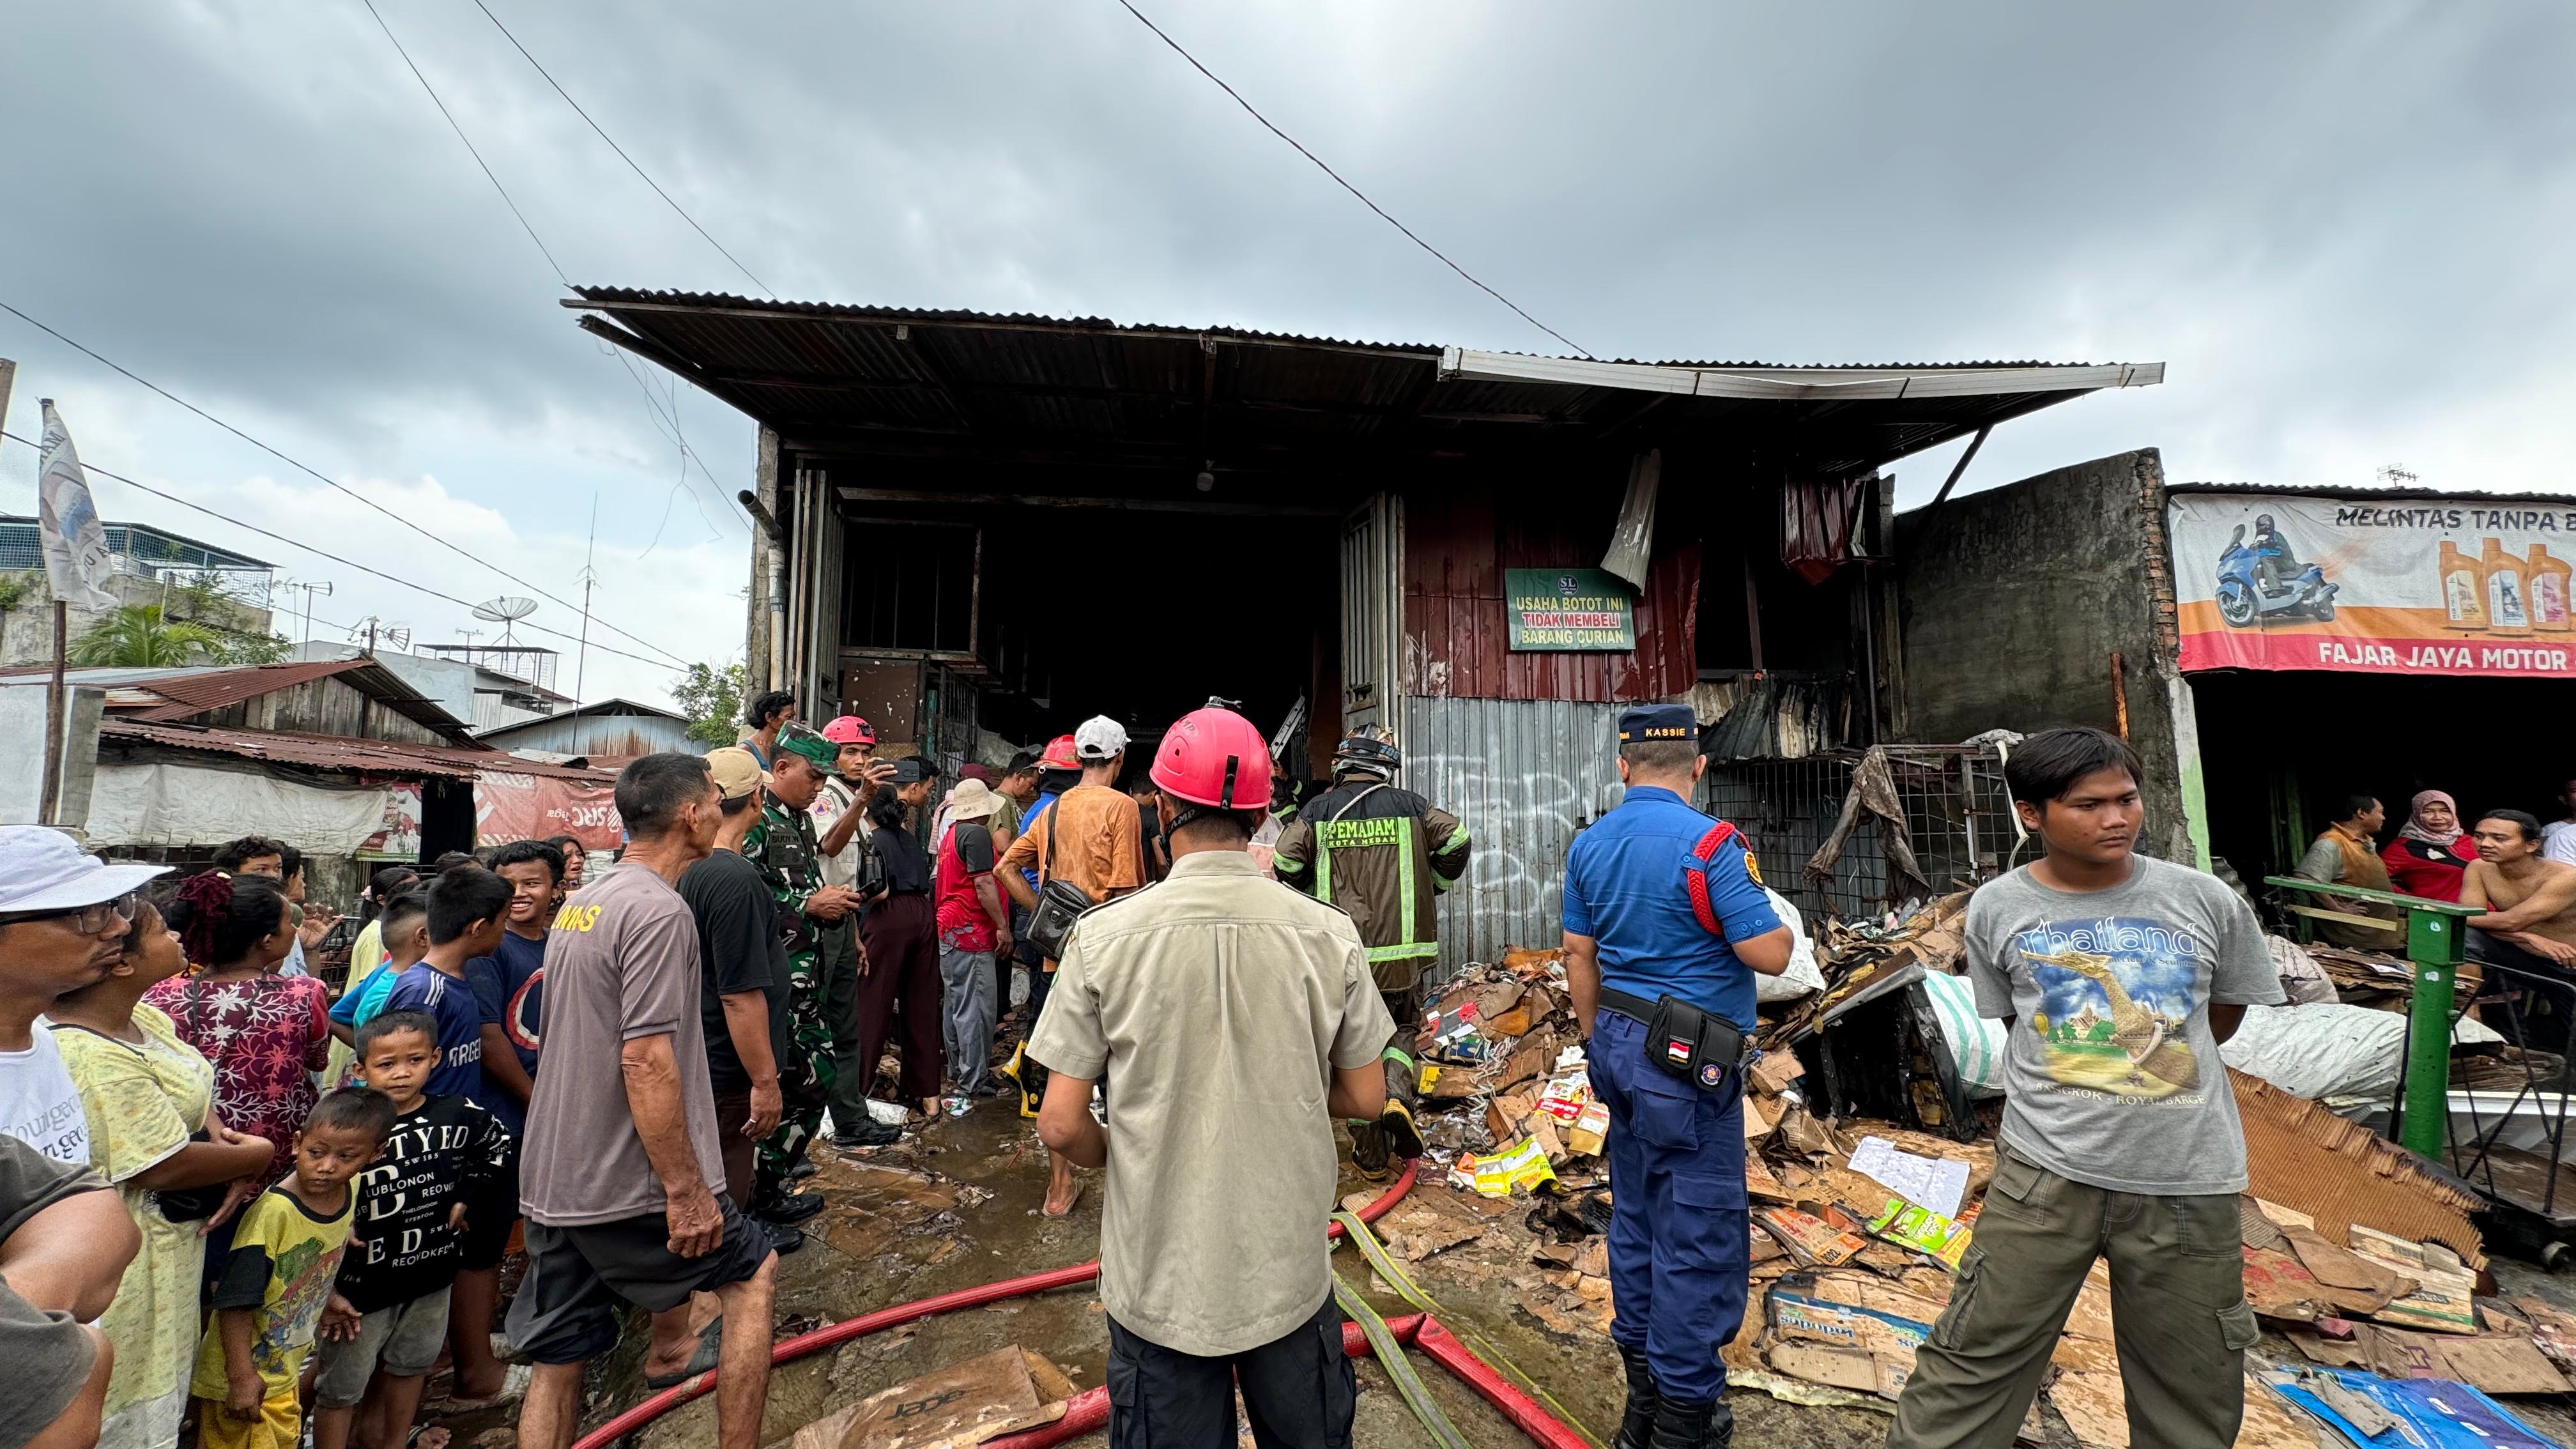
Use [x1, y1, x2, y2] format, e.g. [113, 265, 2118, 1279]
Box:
[2292, 794, 2404, 947]
[2381, 790, 2478, 901]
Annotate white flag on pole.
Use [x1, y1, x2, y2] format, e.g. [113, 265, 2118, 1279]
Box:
[37, 399, 119, 611]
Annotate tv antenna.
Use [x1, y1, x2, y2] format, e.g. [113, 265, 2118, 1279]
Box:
[2378, 464, 2419, 486]
[471, 595, 539, 646]
[348, 617, 411, 654]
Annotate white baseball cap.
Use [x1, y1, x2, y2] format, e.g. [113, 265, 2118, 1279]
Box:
[1073, 716, 1130, 761]
[0, 826, 171, 914]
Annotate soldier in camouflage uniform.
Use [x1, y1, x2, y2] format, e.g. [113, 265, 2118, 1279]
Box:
[742, 729, 878, 1202]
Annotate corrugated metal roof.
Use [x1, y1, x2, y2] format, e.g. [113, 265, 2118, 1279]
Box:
[567, 288, 2151, 482]
[80, 658, 479, 742]
[100, 719, 614, 782]
[118, 658, 367, 712]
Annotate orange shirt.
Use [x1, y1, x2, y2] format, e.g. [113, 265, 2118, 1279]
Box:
[1000, 783, 1147, 905]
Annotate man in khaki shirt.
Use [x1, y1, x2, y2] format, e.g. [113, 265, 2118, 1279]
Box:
[1031, 705, 1393, 1449]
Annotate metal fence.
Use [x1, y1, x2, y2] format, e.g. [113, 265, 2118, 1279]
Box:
[1705, 744, 2018, 919]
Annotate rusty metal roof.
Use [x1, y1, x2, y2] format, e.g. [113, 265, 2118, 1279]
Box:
[100, 719, 615, 783]
[565, 288, 2159, 484]
[48, 658, 478, 742]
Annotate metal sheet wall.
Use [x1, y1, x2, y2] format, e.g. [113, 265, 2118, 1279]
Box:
[1402, 482, 1699, 702]
[1406, 694, 1626, 975]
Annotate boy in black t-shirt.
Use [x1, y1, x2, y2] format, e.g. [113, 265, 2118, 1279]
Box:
[312, 1012, 510, 1449]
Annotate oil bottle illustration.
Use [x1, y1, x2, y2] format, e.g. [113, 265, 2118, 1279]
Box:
[2483, 537, 2530, 635]
[2530, 543, 2573, 633]
[2440, 540, 2487, 631]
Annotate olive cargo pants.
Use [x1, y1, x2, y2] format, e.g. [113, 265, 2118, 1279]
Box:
[1887, 1146, 2260, 1449]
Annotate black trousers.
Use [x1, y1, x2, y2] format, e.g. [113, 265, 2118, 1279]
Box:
[1107, 1299, 1354, 1449]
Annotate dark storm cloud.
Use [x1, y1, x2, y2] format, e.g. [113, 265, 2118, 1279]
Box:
[3, 1, 2572, 606]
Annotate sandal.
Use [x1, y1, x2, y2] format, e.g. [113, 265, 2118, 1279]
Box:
[643, 1319, 724, 1390]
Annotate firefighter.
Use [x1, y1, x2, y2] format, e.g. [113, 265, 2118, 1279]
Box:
[1273, 724, 1470, 1179]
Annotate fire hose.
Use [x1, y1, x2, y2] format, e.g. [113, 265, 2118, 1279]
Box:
[568, 1158, 1591, 1449]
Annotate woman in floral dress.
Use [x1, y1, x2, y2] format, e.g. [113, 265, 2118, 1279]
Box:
[142, 873, 329, 1190]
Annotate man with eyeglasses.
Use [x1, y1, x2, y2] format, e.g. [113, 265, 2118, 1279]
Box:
[0, 827, 172, 1163]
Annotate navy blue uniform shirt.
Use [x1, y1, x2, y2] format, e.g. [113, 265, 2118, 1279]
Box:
[1562, 785, 1779, 1029]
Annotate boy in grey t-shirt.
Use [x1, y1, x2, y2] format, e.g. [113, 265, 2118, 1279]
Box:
[1889, 728, 2284, 1449]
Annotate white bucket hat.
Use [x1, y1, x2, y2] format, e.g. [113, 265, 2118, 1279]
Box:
[0, 826, 171, 915]
[946, 778, 1011, 822]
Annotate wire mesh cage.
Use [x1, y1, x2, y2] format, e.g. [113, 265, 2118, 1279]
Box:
[1704, 744, 2018, 920]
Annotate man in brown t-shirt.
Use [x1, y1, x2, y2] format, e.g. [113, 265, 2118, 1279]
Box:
[509, 755, 778, 1449]
[1000, 715, 1146, 1215]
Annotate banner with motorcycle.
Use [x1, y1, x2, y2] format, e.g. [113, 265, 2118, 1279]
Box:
[2168, 491, 2576, 678]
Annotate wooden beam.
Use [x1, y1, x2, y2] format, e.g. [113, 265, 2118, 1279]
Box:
[831, 486, 1340, 518]
[577, 314, 716, 386]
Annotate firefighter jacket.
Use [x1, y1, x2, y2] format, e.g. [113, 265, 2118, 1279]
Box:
[1273, 779, 1469, 990]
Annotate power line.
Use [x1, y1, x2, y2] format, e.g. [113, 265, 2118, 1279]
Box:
[0, 298, 691, 669]
[360, 0, 748, 539]
[1108, 0, 1591, 359]
[1, 429, 693, 673]
[601, 342, 744, 534]
[363, 0, 570, 286]
[470, 0, 774, 297]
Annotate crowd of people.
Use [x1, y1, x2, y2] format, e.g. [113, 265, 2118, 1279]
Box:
[2291, 780, 2576, 975]
[0, 686, 1491, 1449]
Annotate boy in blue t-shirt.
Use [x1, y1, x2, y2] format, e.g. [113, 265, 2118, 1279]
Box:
[383, 866, 510, 1101]
[329, 890, 429, 1045]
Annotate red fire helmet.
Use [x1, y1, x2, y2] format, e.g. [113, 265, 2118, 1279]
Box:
[1038, 734, 1082, 771]
[820, 715, 876, 746]
[1149, 705, 1272, 810]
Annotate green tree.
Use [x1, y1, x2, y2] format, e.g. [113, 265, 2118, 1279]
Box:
[68, 604, 229, 667]
[215, 629, 293, 664]
[671, 659, 747, 746]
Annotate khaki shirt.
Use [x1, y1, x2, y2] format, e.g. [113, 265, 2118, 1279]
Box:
[1026, 850, 1393, 1356]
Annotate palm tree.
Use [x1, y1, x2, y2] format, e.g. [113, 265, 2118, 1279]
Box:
[68, 604, 231, 667]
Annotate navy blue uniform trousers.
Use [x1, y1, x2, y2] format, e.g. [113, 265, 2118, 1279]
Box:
[1587, 1009, 1751, 1402]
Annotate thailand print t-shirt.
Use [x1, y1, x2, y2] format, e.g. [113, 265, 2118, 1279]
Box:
[1965, 855, 2284, 1196]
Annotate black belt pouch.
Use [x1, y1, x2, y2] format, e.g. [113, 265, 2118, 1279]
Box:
[1644, 994, 1746, 1092]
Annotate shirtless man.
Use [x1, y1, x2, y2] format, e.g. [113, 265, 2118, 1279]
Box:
[2461, 809, 2576, 973]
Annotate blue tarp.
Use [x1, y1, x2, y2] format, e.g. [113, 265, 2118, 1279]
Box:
[2267, 1368, 2554, 1449]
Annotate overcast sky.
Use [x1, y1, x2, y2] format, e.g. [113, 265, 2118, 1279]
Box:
[4, 1, 2570, 705]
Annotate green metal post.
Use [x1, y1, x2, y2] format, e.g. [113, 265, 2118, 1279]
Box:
[2264, 877, 2471, 1160]
[2398, 947, 2457, 1160]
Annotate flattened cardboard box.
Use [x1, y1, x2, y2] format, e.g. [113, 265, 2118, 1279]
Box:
[2230, 1071, 2485, 1270]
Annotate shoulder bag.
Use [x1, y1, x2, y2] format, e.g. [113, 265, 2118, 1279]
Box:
[1022, 799, 1098, 960]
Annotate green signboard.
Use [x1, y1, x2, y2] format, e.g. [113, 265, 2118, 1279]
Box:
[1504, 567, 1637, 652]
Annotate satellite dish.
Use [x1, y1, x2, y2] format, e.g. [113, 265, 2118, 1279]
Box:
[472, 596, 539, 647]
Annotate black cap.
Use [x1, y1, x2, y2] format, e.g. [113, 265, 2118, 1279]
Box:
[1616, 704, 1699, 744]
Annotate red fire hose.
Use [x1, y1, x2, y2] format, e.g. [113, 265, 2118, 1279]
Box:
[574, 1160, 1439, 1449]
[980, 1313, 1590, 1449]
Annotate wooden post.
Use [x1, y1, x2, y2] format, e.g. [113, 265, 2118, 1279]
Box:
[40, 599, 65, 825]
[2110, 650, 2129, 739]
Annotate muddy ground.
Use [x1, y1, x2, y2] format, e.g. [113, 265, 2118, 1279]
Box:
[427, 1097, 2576, 1449]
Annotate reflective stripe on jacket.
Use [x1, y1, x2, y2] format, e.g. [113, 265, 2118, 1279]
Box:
[1273, 780, 1469, 979]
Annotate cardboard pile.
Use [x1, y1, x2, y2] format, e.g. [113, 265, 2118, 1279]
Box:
[793, 1347, 1080, 1449]
[1413, 949, 1608, 1188]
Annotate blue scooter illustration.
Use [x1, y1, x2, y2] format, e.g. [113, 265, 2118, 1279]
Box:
[2216, 521, 2337, 627]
